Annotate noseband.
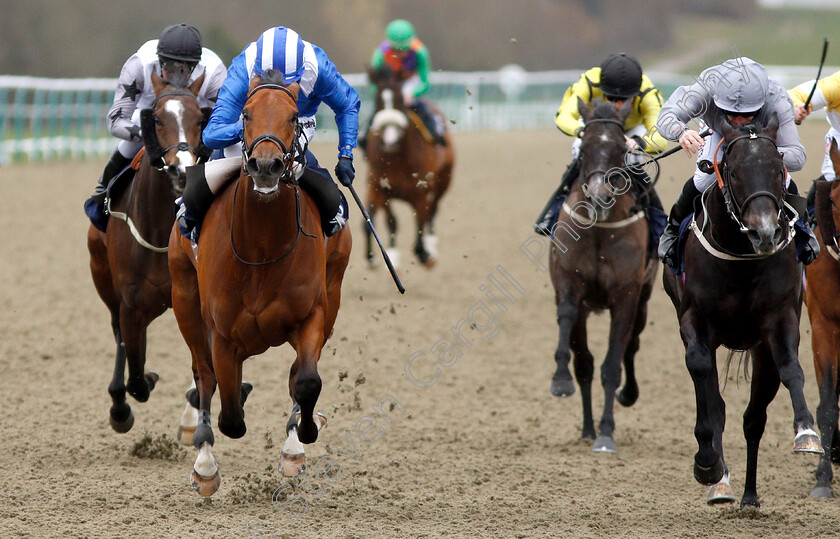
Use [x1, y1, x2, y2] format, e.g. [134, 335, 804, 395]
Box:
[240, 84, 306, 184]
[713, 131, 786, 232]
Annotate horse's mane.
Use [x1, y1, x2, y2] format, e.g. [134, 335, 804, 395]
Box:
[591, 99, 619, 120]
[258, 69, 289, 87]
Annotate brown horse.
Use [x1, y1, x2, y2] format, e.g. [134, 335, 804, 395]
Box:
[805, 138, 840, 498]
[548, 98, 658, 454]
[663, 116, 822, 507]
[168, 71, 352, 497]
[87, 71, 207, 434]
[361, 66, 454, 269]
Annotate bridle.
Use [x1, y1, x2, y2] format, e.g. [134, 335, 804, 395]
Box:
[712, 130, 787, 233]
[240, 83, 307, 184]
[149, 89, 203, 170]
[578, 117, 629, 201]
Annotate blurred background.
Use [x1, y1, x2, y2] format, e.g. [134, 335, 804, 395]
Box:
[1, 0, 838, 163]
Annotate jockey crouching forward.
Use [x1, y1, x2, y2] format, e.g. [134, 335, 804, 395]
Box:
[360, 19, 445, 148]
[534, 53, 669, 256]
[656, 57, 818, 269]
[84, 24, 227, 232]
[789, 69, 840, 216]
[176, 26, 360, 243]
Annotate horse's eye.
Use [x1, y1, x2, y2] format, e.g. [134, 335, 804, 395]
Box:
[242, 111, 250, 122]
[154, 116, 162, 127]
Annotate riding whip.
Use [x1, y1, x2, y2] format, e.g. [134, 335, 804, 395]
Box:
[795, 37, 829, 125]
[345, 184, 406, 294]
[646, 127, 713, 163]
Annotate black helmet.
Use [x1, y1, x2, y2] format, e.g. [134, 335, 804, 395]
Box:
[600, 53, 642, 99]
[157, 24, 202, 63]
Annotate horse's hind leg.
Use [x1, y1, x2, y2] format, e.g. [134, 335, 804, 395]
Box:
[570, 310, 595, 439]
[412, 202, 436, 268]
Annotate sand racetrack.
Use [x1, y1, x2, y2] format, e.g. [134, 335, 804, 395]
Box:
[1, 124, 839, 538]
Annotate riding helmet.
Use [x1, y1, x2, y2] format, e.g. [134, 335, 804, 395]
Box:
[386, 19, 415, 50]
[600, 53, 643, 99]
[711, 57, 768, 114]
[157, 24, 203, 63]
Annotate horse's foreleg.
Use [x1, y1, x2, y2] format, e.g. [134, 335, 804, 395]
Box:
[762, 311, 823, 454]
[119, 305, 159, 403]
[681, 309, 725, 485]
[569, 311, 595, 439]
[290, 308, 326, 444]
[212, 334, 247, 440]
[107, 322, 132, 433]
[739, 344, 780, 508]
[413, 202, 436, 267]
[592, 289, 641, 453]
[551, 294, 579, 398]
[384, 201, 400, 269]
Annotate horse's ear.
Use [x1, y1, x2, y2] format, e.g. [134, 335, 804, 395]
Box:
[188, 72, 206, 97]
[720, 117, 738, 142]
[577, 97, 593, 124]
[286, 82, 301, 101]
[248, 75, 262, 93]
[762, 112, 779, 140]
[151, 69, 167, 95]
[617, 98, 634, 123]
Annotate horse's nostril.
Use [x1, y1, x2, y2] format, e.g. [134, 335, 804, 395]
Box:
[747, 230, 760, 244]
[773, 227, 783, 244]
[269, 158, 284, 176]
[246, 157, 259, 173]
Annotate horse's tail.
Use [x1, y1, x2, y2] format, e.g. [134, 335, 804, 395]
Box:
[721, 349, 752, 390]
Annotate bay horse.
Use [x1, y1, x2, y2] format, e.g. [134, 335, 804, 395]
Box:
[548, 98, 658, 454]
[804, 138, 840, 498]
[168, 71, 352, 496]
[663, 115, 823, 507]
[87, 70, 208, 434]
[361, 65, 454, 269]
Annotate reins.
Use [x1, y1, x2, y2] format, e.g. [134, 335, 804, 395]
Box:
[229, 82, 317, 266]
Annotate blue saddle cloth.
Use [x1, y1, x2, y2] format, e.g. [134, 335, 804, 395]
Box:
[668, 214, 695, 276]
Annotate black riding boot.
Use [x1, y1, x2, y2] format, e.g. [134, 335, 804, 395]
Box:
[84, 149, 133, 232]
[91, 149, 133, 205]
[410, 102, 447, 146]
[176, 163, 215, 243]
[534, 157, 581, 236]
[297, 165, 347, 237]
[786, 179, 820, 264]
[805, 176, 821, 225]
[658, 178, 700, 269]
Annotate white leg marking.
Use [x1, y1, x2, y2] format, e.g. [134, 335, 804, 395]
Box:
[194, 442, 218, 476]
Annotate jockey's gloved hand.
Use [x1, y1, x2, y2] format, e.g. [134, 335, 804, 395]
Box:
[335, 156, 355, 186]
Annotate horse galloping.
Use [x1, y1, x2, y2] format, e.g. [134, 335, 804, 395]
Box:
[548, 98, 658, 454]
[168, 72, 352, 496]
[663, 115, 823, 507]
[804, 138, 840, 498]
[87, 71, 208, 435]
[361, 66, 454, 269]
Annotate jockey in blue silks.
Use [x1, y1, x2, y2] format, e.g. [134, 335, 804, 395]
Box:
[176, 26, 360, 242]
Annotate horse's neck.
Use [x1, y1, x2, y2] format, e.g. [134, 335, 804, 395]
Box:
[700, 187, 753, 251]
[233, 176, 308, 249]
[129, 163, 176, 232]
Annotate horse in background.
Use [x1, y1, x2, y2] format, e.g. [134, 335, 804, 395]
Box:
[361, 65, 454, 269]
[87, 71, 208, 435]
[663, 115, 822, 507]
[168, 71, 352, 496]
[804, 138, 840, 498]
[548, 98, 657, 454]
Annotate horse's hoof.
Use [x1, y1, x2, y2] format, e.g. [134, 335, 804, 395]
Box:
[810, 485, 834, 498]
[177, 425, 195, 446]
[145, 371, 160, 391]
[739, 496, 760, 509]
[279, 451, 306, 477]
[592, 435, 617, 453]
[109, 409, 135, 433]
[423, 257, 437, 269]
[793, 429, 824, 454]
[707, 481, 736, 504]
[550, 377, 575, 397]
[190, 467, 220, 497]
[615, 385, 639, 407]
[694, 458, 725, 485]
